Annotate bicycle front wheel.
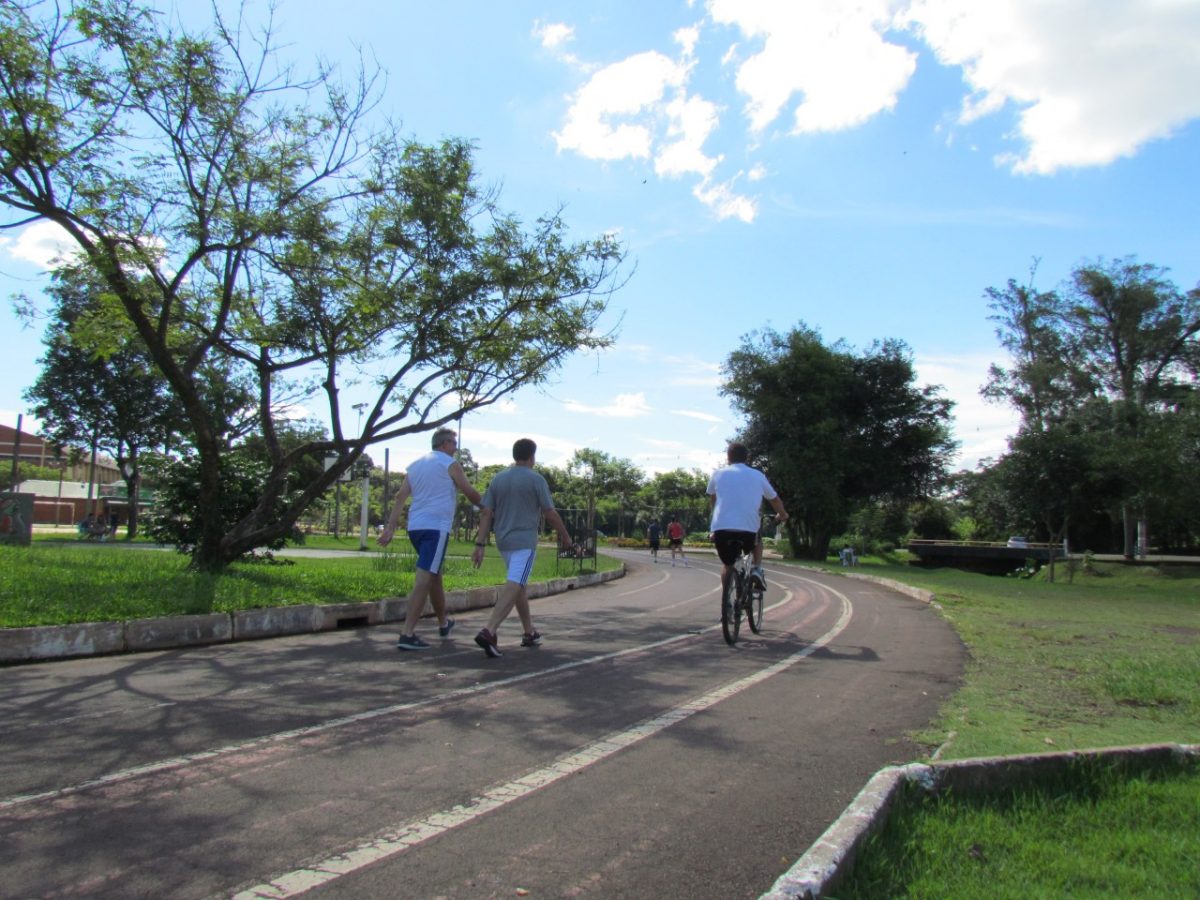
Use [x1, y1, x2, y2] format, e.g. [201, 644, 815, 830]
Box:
[745, 582, 764, 634]
[721, 572, 741, 645]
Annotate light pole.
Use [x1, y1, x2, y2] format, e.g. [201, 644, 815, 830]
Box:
[356, 458, 371, 551]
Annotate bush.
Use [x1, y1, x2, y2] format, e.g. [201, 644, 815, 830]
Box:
[606, 537, 646, 549]
[142, 452, 301, 555]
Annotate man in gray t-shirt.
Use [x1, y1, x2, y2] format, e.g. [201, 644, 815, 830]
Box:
[471, 438, 573, 658]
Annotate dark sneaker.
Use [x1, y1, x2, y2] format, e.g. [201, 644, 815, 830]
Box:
[750, 566, 766, 588]
[475, 627, 502, 658]
[521, 630, 542, 647]
[397, 633, 431, 651]
[438, 618, 456, 639]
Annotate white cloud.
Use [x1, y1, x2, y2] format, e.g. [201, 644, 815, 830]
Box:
[708, 0, 917, 134]
[533, 20, 574, 51]
[900, 0, 1200, 173]
[564, 392, 653, 417]
[674, 25, 701, 58]
[547, 1, 1200, 219]
[671, 409, 724, 423]
[914, 353, 1021, 470]
[663, 357, 724, 388]
[553, 51, 691, 161]
[0, 220, 79, 269]
[548, 27, 751, 220]
[400, 426, 580, 469]
[637, 439, 726, 475]
[693, 175, 757, 222]
[655, 94, 722, 178]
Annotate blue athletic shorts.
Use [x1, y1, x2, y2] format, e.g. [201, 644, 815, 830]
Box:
[408, 529, 450, 574]
[500, 548, 536, 585]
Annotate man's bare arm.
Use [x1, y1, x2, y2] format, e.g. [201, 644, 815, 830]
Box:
[449, 462, 483, 506]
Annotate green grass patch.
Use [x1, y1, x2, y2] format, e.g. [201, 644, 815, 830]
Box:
[784, 556, 1200, 898]
[0, 542, 618, 627]
[794, 557, 1200, 757]
[834, 764, 1200, 899]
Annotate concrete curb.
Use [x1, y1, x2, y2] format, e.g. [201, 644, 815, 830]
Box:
[762, 742, 1200, 899]
[1, 564, 624, 664]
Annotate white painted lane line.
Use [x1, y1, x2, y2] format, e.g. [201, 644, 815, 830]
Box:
[229, 584, 854, 899]
[612, 566, 672, 597]
[0, 590, 792, 812]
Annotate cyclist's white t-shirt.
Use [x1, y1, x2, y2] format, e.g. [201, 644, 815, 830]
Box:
[404, 450, 457, 531]
[707, 463, 778, 533]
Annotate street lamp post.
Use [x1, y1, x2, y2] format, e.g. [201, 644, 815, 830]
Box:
[357, 459, 371, 551]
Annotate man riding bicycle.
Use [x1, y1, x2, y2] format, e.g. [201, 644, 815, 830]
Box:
[707, 442, 789, 594]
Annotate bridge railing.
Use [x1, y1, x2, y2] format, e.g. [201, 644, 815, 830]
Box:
[907, 539, 1062, 551]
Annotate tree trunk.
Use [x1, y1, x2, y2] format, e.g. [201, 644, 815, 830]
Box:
[1122, 506, 1136, 560]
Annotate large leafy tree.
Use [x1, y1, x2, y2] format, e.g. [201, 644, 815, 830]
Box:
[0, 0, 624, 570]
[23, 264, 186, 537]
[635, 468, 708, 534]
[996, 424, 1104, 581]
[722, 326, 956, 560]
[983, 258, 1200, 555]
[554, 449, 645, 537]
[982, 264, 1080, 431]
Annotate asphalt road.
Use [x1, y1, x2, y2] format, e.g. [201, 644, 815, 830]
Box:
[0, 550, 965, 899]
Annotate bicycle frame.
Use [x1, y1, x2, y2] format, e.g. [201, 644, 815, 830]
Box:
[721, 540, 767, 645]
[721, 547, 750, 645]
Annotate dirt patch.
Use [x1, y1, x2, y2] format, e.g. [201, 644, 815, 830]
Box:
[1153, 624, 1200, 639]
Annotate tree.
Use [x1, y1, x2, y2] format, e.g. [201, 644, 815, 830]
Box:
[1065, 260, 1200, 555]
[981, 263, 1079, 431]
[636, 468, 708, 534]
[23, 264, 185, 537]
[1, 1, 625, 570]
[722, 326, 956, 561]
[997, 425, 1101, 581]
[562, 449, 645, 537]
[983, 258, 1200, 556]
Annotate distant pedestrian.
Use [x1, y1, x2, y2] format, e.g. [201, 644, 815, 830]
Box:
[471, 438, 573, 658]
[667, 517, 688, 567]
[646, 521, 661, 562]
[379, 428, 482, 650]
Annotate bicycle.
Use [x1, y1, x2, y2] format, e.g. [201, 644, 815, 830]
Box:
[720, 543, 765, 645]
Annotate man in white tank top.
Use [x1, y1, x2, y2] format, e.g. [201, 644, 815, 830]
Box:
[379, 428, 482, 649]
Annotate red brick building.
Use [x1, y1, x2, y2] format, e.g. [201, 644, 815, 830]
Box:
[3, 423, 126, 525]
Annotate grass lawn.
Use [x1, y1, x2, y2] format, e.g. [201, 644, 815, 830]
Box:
[791, 555, 1200, 899]
[0, 541, 618, 627]
[834, 765, 1200, 898]
[30, 529, 400, 550]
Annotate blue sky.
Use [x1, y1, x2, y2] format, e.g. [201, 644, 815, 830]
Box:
[3, 0, 1199, 477]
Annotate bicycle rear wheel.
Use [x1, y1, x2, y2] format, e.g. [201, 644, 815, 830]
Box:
[745, 581, 764, 634]
[721, 571, 742, 645]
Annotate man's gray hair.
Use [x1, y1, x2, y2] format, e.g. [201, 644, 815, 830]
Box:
[431, 428, 457, 449]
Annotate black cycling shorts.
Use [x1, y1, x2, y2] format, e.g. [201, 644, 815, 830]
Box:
[713, 530, 757, 566]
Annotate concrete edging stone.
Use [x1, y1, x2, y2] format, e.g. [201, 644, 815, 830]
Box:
[763, 742, 1200, 899]
[1, 563, 624, 664]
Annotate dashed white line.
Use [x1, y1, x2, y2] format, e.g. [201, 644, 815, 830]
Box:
[0, 590, 787, 812]
[230, 580, 853, 898]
